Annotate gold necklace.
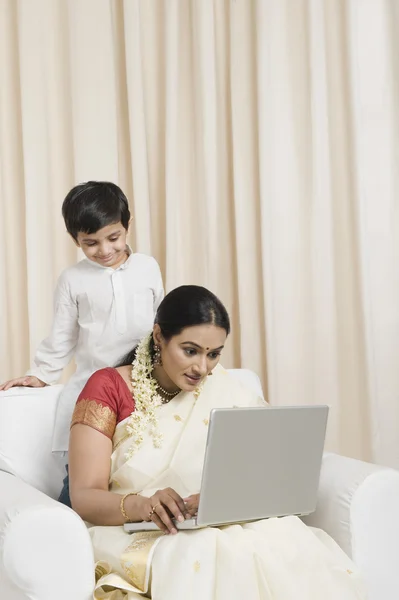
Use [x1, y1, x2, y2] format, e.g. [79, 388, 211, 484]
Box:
[156, 383, 180, 403]
[130, 363, 180, 399]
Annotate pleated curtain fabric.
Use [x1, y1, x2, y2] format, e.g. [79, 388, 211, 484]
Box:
[1, 0, 399, 468]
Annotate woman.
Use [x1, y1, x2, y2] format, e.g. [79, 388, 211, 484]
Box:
[69, 285, 366, 599]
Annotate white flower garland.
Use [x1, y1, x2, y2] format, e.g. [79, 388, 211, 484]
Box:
[124, 333, 205, 459]
[125, 333, 164, 459]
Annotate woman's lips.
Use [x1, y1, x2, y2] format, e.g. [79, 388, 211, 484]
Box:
[184, 374, 201, 385]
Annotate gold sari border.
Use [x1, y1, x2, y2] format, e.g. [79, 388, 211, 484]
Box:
[71, 398, 117, 439]
[121, 531, 164, 593]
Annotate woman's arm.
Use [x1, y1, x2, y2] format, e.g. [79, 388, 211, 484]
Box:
[69, 424, 188, 532]
[69, 424, 149, 525]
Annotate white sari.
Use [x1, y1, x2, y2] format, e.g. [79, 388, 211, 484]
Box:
[89, 366, 366, 599]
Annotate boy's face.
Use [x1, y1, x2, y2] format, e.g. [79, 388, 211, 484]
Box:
[75, 222, 129, 268]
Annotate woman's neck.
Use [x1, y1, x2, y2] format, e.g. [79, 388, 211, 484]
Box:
[152, 366, 180, 394]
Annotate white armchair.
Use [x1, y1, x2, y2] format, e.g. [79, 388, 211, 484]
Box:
[1, 372, 399, 600]
[0, 384, 94, 600]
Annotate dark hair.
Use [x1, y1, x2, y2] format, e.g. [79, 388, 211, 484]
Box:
[62, 181, 130, 241]
[116, 285, 230, 367]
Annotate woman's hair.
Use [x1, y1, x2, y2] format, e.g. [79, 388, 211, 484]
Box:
[62, 181, 130, 241]
[116, 285, 230, 367]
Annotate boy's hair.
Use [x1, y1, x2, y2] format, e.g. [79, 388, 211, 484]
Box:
[62, 181, 131, 241]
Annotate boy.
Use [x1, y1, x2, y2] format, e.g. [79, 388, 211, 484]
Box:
[0, 181, 164, 453]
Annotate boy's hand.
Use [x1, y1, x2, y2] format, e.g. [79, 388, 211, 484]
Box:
[0, 376, 47, 392]
[184, 493, 200, 516]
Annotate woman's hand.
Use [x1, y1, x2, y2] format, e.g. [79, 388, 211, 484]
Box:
[183, 493, 200, 516]
[138, 488, 191, 534]
[0, 376, 47, 391]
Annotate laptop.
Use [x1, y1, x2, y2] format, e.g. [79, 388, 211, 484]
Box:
[124, 405, 329, 533]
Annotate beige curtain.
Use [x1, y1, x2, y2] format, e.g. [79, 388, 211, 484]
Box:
[1, 0, 399, 468]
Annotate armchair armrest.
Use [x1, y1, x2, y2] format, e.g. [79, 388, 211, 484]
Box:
[0, 385, 65, 497]
[0, 472, 94, 600]
[303, 453, 399, 600]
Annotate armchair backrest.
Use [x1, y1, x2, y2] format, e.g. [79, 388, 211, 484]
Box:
[227, 368, 264, 400]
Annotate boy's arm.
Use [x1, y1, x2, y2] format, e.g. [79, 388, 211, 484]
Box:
[26, 274, 79, 385]
[152, 259, 164, 314]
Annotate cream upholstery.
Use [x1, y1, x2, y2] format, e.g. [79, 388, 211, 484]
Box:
[1, 373, 398, 599]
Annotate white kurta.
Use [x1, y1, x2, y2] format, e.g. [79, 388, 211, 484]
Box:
[27, 250, 164, 452]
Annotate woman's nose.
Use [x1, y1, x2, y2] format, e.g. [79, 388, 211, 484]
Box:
[194, 356, 208, 376]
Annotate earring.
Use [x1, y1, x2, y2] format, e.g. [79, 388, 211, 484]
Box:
[153, 344, 162, 367]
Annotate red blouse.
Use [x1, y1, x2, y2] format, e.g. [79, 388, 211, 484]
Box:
[71, 368, 135, 439]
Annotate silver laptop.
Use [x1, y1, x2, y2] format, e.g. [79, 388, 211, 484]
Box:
[124, 405, 329, 533]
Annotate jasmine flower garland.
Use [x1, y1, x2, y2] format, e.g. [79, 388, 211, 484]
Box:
[125, 333, 165, 459]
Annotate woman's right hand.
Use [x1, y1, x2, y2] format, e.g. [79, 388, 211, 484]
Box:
[138, 488, 191, 534]
[0, 376, 47, 391]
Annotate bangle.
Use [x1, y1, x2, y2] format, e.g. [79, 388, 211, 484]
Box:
[120, 492, 138, 522]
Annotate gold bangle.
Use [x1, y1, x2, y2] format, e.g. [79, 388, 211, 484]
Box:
[120, 492, 138, 522]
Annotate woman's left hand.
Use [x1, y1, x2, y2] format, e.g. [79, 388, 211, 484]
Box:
[184, 493, 200, 516]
